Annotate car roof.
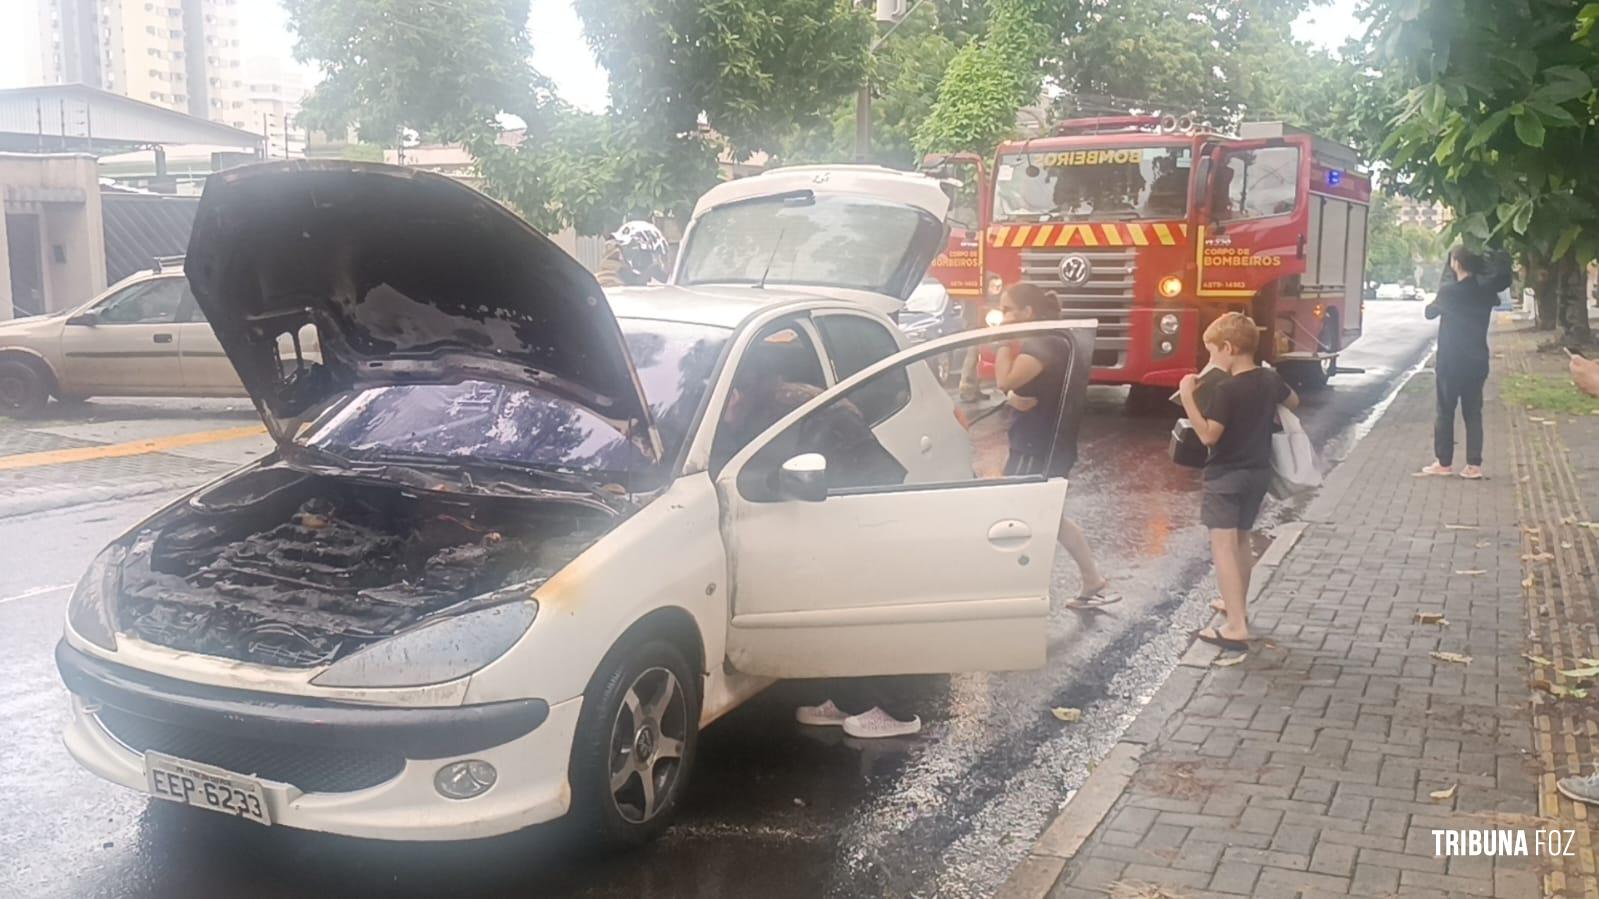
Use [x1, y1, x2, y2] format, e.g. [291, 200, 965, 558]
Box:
[606, 284, 872, 330]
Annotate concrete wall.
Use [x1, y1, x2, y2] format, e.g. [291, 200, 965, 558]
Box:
[0, 153, 106, 320]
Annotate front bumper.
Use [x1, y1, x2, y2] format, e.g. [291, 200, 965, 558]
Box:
[56, 640, 582, 841]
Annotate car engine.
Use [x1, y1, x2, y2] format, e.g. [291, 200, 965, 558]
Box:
[116, 468, 613, 668]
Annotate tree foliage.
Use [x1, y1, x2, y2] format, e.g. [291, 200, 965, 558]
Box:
[915, 0, 1070, 155]
[1360, 0, 1597, 342]
[285, 0, 541, 142]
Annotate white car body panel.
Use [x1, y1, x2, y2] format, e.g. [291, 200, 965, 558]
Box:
[686, 165, 953, 224]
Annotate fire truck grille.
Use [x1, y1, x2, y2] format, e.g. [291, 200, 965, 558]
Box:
[1020, 247, 1136, 367]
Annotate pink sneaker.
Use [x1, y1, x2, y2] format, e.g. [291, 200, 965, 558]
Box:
[795, 700, 850, 727]
[1415, 461, 1453, 477]
[842, 707, 922, 739]
[1459, 465, 1484, 480]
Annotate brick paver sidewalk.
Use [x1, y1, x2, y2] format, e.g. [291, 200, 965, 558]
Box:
[1040, 325, 1599, 898]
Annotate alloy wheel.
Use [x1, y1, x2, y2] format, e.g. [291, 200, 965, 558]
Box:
[607, 666, 688, 824]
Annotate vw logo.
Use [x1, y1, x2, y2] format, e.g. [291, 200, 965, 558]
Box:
[1058, 254, 1092, 287]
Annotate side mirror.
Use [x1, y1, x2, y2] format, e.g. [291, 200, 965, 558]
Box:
[66, 311, 98, 327]
[778, 453, 828, 502]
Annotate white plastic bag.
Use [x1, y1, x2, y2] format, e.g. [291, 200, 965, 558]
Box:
[1269, 406, 1321, 499]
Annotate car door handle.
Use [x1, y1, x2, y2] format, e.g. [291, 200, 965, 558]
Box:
[153, 333, 174, 344]
[987, 519, 1032, 550]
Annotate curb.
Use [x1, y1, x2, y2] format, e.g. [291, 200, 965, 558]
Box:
[994, 517, 1310, 899]
[0, 477, 198, 521]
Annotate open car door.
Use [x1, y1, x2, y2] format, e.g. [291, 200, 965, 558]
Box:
[715, 321, 1095, 678]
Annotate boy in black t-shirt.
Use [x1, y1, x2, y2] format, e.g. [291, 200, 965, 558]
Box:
[1177, 312, 1298, 650]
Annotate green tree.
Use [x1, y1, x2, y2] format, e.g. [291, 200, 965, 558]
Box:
[915, 0, 1071, 155]
[284, 0, 540, 143]
[1361, 0, 1597, 345]
[1367, 192, 1413, 284]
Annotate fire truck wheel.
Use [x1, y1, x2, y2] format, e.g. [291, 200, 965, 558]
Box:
[1281, 360, 1331, 391]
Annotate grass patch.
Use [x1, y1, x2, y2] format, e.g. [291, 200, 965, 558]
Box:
[1503, 373, 1599, 415]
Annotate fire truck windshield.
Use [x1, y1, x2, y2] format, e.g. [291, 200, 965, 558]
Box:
[992, 145, 1194, 222]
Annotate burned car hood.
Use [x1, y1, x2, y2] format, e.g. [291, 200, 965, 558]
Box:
[185, 161, 659, 460]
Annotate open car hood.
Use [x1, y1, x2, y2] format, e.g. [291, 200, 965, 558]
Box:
[185, 161, 659, 461]
[672, 165, 951, 308]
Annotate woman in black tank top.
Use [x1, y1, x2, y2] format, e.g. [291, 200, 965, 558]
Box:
[992, 284, 1117, 607]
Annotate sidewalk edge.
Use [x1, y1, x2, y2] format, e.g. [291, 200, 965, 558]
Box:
[0, 478, 196, 521]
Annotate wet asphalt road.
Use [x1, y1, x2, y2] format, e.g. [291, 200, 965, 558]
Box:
[0, 303, 1437, 899]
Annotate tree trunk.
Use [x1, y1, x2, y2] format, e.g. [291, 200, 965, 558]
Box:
[1527, 252, 1558, 330]
[1559, 256, 1593, 346]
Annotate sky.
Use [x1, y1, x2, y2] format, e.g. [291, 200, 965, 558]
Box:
[0, 0, 1360, 113]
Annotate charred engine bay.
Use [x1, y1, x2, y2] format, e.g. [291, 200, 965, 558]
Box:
[117, 468, 612, 668]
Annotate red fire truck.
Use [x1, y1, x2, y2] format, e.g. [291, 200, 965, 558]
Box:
[924, 117, 1371, 394]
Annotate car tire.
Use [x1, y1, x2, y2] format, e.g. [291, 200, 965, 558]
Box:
[568, 636, 700, 849]
[0, 360, 50, 418]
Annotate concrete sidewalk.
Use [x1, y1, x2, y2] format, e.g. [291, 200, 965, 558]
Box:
[1013, 323, 1599, 899]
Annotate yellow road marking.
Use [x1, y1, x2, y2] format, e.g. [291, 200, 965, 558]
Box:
[0, 425, 266, 471]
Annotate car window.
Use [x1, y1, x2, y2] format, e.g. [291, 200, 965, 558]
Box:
[616, 318, 731, 464]
[178, 283, 205, 323]
[710, 317, 827, 473]
[736, 328, 1091, 500]
[96, 279, 185, 324]
[814, 314, 910, 426]
[1213, 146, 1300, 222]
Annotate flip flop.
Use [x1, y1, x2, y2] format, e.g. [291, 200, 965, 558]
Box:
[1066, 589, 1122, 609]
[1193, 627, 1250, 652]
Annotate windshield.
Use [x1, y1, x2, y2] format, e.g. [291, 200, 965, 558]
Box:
[677, 192, 943, 298]
[301, 319, 728, 481]
[992, 145, 1193, 222]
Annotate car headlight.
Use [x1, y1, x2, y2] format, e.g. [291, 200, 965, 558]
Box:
[67, 544, 124, 651]
[1158, 275, 1183, 298]
[1159, 312, 1181, 335]
[311, 601, 538, 688]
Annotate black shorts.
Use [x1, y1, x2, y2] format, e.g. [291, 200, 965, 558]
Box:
[1201, 467, 1272, 530]
[1005, 449, 1070, 478]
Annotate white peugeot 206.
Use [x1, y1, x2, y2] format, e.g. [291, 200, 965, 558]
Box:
[56, 159, 1096, 846]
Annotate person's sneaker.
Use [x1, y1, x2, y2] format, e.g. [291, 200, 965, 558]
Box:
[1557, 772, 1599, 805]
[842, 707, 922, 739]
[795, 700, 850, 727]
[1459, 465, 1484, 480]
[1415, 461, 1454, 477]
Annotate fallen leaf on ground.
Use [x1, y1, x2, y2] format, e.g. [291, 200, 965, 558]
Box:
[1580, 522, 1599, 530]
[1563, 515, 1578, 525]
[1454, 569, 1487, 576]
[1523, 552, 1555, 562]
[1445, 524, 1478, 530]
[1525, 526, 1542, 535]
[1414, 612, 1448, 625]
[1558, 666, 1599, 679]
[1543, 683, 1591, 700]
[1523, 575, 1536, 589]
[1525, 654, 1554, 666]
[1431, 651, 1473, 665]
[1050, 707, 1082, 723]
[1562, 541, 1574, 549]
[1212, 653, 1248, 668]
[1529, 417, 1548, 423]
[1475, 540, 1493, 548]
[1430, 784, 1458, 801]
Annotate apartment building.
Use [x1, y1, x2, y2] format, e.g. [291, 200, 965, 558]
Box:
[35, 0, 246, 127]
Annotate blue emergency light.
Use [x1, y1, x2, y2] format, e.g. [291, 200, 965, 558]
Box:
[1327, 169, 1343, 186]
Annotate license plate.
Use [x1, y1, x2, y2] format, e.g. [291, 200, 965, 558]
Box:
[145, 752, 271, 825]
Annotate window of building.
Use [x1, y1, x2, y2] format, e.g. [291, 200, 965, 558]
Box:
[170, 29, 181, 37]
[175, 94, 187, 103]
[145, 25, 156, 34]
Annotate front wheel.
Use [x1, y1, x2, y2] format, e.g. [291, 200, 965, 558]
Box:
[569, 638, 700, 848]
[0, 360, 49, 418]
